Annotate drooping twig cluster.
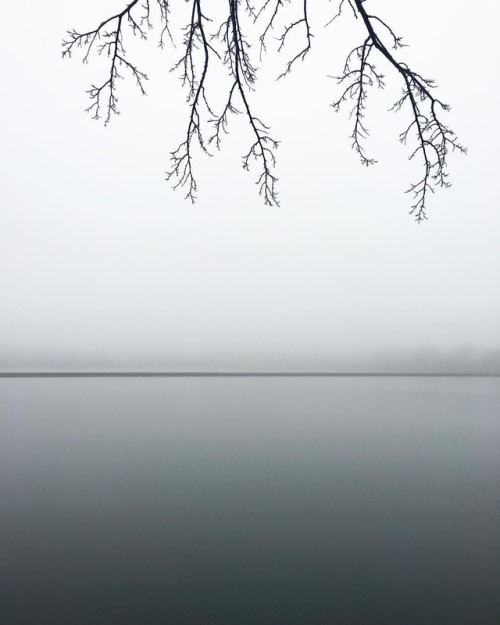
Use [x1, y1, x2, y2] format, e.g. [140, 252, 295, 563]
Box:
[331, 0, 466, 221]
[210, 2, 279, 205]
[63, 0, 464, 219]
[165, 0, 213, 201]
[62, 1, 152, 125]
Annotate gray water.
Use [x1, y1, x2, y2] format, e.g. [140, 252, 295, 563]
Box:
[1, 376, 499, 625]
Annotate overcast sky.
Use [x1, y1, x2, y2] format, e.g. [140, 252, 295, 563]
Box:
[1, 0, 499, 371]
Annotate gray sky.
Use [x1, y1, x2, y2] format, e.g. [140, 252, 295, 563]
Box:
[1, 0, 499, 371]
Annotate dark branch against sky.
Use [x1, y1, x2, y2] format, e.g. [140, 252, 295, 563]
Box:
[63, 0, 464, 221]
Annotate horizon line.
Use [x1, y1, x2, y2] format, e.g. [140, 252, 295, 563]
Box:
[1, 372, 499, 378]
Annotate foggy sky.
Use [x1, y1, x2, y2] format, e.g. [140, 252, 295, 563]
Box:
[1, 0, 499, 372]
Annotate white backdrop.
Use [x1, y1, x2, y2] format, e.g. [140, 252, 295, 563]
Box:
[1, 1, 499, 371]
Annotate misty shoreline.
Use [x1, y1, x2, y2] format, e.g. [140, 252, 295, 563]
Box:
[3, 346, 499, 377]
[1, 372, 499, 378]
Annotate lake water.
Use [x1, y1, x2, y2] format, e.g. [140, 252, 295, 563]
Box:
[1, 376, 499, 625]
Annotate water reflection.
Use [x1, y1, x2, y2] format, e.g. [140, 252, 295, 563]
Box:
[1, 377, 499, 624]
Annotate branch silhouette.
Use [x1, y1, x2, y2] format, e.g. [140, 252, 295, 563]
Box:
[63, 0, 465, 220]
[331, 0, 466, 222]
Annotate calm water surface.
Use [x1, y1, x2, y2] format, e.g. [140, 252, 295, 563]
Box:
[1, 377, 499, 625]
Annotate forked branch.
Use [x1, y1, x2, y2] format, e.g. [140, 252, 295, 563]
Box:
[64, 0, 465, 219]
[62, 1, 164, 124]
[166, 0, 214, 202]
[210, 0, 279, 205]
[333, 0, 466, 221]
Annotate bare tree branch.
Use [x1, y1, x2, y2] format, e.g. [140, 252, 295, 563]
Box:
[64, 0, 465, 219]
[166, 0, 214, 202]
[212, 1, 279, 205]
[333, 0, 466, 221]
[62, 1, 173, 124]
[277, 1, 313, 79]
